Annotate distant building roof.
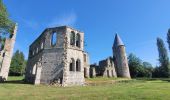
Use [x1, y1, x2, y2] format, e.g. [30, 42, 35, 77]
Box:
[113, 33, 124, 47]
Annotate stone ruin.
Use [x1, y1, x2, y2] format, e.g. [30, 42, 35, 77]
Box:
[25, 26, 90, 86]
[25, 26, 131, 86]
[0, 24, 18, 81]
[0, 24, 130, 86]
[90, 34, 131, 78]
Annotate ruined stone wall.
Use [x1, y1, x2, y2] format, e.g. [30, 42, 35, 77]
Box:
[0, 24, 17, 81]
[62, 27, 85, 86]
[64, 48, 84, 86]
[41, 48, 64, 84]
[90, 64, 97, 78]
[83, 52, 90, 78]
[25, 51, 43, 83]
[25, 26, 89, 86]
[99, 57, 117, 78]
[26, 27, 66, 84]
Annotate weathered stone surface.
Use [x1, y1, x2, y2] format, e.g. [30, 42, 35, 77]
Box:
[99, 57, 117, 78]
[90, 64, 97, 78]
[0, 24, 18, 81]
[113, 34, 131, 78]
[89, 34, 130, 79]
[25, 26, 90, 86]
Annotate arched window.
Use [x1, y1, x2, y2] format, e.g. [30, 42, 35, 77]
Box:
[107, 70, 110, 77]
[32, 50, 35, 56]
[29, 50, 32, 56]
[70, 31, 75, 46]
[51, 32, 57, 46]
[41, 42, 44, 49]
[84, 54, 86, 62]
[76, 59, 81, 72]
[76, 33, 81, 48]
[36, 47, 39, 53]
[32, 64, 37, 75]
[112, 70, 114, 77]
[69, 58, 75, 71]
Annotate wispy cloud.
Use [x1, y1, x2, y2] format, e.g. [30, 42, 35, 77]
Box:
[48, 11, 77, 27]
[22, 19, 39, 29]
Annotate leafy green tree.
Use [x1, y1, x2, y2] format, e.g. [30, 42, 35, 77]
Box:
[9, 50, 26, 76]
[157, 37, 170, 77]
[0, 0, 14, 35]
[167, 29, 170, 51]
[142, 62, 153, 78]
[152, 66, 162, 78]
[128, 53, 154, 78]
[128, 53, 143, 77]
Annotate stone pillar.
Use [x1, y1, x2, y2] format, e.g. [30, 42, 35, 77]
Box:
[34, 62, 42, 85]
[84, 67, 89, 78]
[111, 61, 117, 78]
[90, 67, 96, 78]
[0, 24, 18, 81]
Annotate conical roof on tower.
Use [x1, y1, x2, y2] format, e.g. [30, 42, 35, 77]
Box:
[113, 33, 124, 47]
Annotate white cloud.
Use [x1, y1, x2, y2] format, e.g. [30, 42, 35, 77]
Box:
[48, 12, 77, 27]
[22, 19, 39, 29]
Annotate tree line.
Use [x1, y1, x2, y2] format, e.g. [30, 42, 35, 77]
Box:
[128, 29, 170, 78]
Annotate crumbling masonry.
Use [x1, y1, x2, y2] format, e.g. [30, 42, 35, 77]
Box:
[90, 34, 131, 78]
[25, 26, 90, 86]
[25, 26, 130, 86]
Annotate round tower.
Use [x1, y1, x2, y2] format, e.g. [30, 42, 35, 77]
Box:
[112, 34, 131, 78]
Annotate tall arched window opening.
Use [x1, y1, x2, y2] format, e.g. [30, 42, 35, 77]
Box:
[76, 59, 81, 72]
[76, 33, 81, 48]
[51, 32, 57, 46]
[41, 42, 44, 49]
[32, 64, 37, 75]
[69, 58, 75, 71]
[70, 31, 75, 46]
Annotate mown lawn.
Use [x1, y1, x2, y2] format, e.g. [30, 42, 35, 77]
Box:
[0, 77, 170, 100]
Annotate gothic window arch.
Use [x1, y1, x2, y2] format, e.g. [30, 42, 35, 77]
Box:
[76, 59, 81, 72]
[41, 42, 44, 49]
[29, 50, 33, 56]
[70, 31, 75, 46]
[51, 32, 57, 46]
[32, 64, 37, 75]
[32, 50, 35, 56]
[76, 33, 81, 48]
[36, 47, 39, 53]
[69, 58, 75, 71]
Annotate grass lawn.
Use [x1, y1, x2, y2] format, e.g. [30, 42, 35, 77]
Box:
[0, 77, 170, 100]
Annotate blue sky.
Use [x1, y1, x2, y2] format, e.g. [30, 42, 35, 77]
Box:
[3, 0, 170, 66]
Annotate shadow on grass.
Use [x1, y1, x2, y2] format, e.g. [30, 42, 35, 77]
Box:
[135, 78, 170, 83]
[0, 76, 29, 84]
[0, 80, 27, 84]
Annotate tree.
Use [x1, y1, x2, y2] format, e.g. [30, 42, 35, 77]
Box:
[9, 50, 26, 76]
[128, 53, 144, 77]
[128, 53, 154, 78]
[152, 66, 162, 78]
[157, 37, 170, 77]
[167, 29, 170, 51]
[143, 62, 153, 78]
[0, 0, 14, 35]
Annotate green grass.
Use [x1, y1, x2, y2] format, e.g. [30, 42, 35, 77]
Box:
[7, 76, 24, 81]
[0, 77, 170, 100]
